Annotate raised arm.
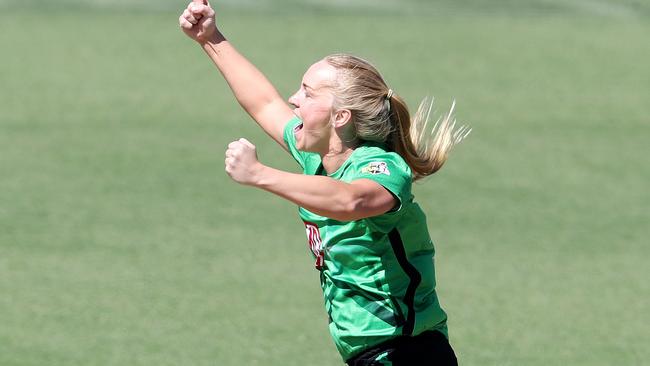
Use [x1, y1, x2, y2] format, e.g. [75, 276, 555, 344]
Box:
[179, 1, 295, 148]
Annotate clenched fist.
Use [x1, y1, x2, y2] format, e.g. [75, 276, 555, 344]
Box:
[225, 138, 264, 186]
[179, 0, 217, 43]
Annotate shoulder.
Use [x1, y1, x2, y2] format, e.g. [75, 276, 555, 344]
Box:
[344, 143, 413, 205]
[350, 144, 412, 178]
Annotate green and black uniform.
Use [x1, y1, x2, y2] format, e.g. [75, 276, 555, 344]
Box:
[283, 117, 450, 363]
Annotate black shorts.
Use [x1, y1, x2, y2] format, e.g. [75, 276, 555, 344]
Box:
[346, 330, 458, 366]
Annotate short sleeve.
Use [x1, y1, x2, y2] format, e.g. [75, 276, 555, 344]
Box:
[283, 115, 308, 168]
[347, 151, 413, 212]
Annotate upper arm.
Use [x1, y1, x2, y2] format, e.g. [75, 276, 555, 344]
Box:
[248, 98, 295, 151]
[343, 151, 412, 221]
[345, 179, 399, 220]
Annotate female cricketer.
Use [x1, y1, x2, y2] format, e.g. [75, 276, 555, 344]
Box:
[179, 2, 469, 365]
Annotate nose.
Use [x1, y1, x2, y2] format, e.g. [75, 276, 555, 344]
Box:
[288, 94, 298, 108]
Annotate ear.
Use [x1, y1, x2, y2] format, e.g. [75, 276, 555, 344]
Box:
[332, 109, 352, 128]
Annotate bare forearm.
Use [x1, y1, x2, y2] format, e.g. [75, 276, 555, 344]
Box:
[200, 32, 282, 117]
[255, 166, 364, 221]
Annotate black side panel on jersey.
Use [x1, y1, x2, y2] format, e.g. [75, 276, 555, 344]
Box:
[388, 228, 422, 336]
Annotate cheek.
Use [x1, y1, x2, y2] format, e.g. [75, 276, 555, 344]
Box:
[307, 102, 332, 120]
[303, 114, 330, 132]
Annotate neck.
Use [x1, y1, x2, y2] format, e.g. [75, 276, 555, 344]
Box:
[321, 135, 359, 174]
[318, 126, 359, 174]
[321, 147, 354, 175]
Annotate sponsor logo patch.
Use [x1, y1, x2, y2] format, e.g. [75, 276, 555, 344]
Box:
[361, 161, 391, 176]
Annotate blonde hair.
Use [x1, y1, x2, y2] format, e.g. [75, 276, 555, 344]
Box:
[324, 53, 471, 180]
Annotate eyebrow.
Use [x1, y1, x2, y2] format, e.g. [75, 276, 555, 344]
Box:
[303, 82, 333, 93]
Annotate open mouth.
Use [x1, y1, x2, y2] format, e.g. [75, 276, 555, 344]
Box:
[293, 122, 304, 134]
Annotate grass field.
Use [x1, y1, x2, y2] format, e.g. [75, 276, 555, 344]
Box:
[1, 1, 649, 365]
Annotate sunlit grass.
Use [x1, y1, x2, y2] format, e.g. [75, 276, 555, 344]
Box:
[0, 3, 648, 365]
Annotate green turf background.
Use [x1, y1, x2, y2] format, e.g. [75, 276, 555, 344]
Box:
[1, 1, 648, 365]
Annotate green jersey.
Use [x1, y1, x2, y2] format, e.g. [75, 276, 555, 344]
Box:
[283, 116, 448, 361]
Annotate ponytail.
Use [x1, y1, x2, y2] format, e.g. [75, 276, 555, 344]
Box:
[389, 96, 470, 180]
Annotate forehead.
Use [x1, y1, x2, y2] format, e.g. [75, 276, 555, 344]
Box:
[302, 60, 337, 90]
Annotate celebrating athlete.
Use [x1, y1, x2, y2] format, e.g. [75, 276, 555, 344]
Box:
[179, 2, 469, 364]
